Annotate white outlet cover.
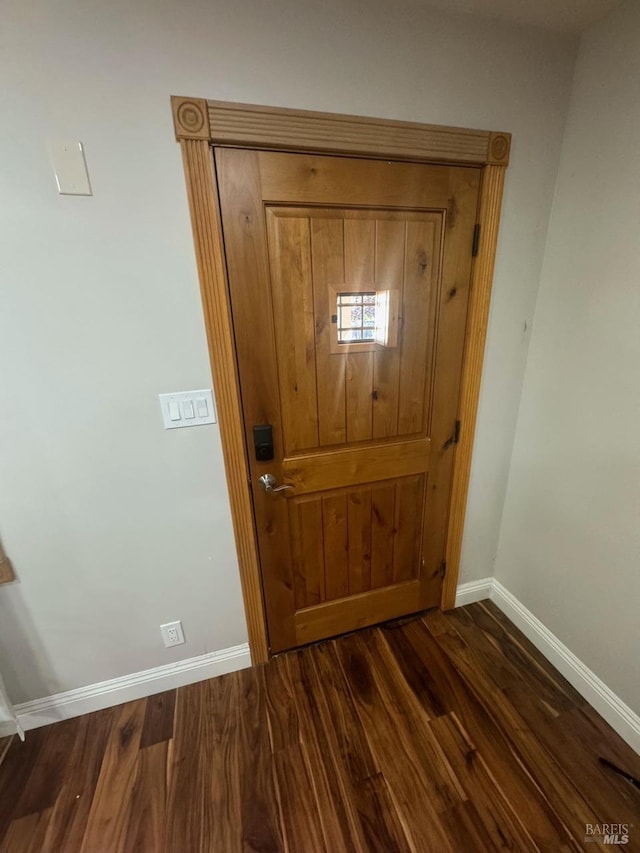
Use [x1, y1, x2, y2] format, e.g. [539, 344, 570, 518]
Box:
[159, 389, 216, 429]
[160, 620, 185, 647]
[49, 141, 92, 195]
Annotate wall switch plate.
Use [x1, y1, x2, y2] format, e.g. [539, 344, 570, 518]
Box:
[160, 620, 185, 647]
[159, 389, 216, 429]
[49, 141, 92, 195]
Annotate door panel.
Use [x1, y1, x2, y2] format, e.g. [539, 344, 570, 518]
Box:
[266, 211, 319, 453]
[294, 580, 423, 646]
[257, 152, 452, 207]
[311, 217, 347, 446]
[216, 147, 480, 652]
[348, 476, 424, 594]
[288, 475, 425, 609]
[267, 207, 440, 451]
[282, 438, 429, 495]
[399, 219, 439, 434]
[289, 474, 425, 610]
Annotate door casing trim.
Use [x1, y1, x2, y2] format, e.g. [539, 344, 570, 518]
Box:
[171, 96, 510, 664]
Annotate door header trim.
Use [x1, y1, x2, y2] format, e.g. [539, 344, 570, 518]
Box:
[171, 96, 511, 166]
[171, 96, 510, 664]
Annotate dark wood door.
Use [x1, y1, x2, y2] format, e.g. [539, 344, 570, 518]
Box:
[216, 148, 480, 652]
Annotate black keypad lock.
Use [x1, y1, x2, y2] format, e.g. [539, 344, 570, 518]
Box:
[253, 424, 274, 462]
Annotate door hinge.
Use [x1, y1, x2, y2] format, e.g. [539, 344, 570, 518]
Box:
[442, 419, 461, 451]
[472, 223, 481, 257]
[441, 559, 447, 579]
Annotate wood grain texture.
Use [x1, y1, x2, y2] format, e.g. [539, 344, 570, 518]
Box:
[372, 219, 404, 439]
[139, 689, 175, 748]
[0, 731, 46, 845]
[290, 498, 325, 608]
[0, 737, 13, 769]
[344, 219, 375, 443]
[0, 539, 15, 584]
[488, 131, 512, 165]
[203, 98, 510, 165]
[267, 211, 319, 453]
[287, 651, 366, 850]
[170, 96, 209, 140]
[2, 809, 52, 853]
[370, 484, 396, 590]
[347, 488, 372, 594]
[397, 218, 439, 436]
[41, 709, 116, 852]
[421, 167, 481, 597]
[120, 742, 167, 853]
[214, 148, 297, 653]
[79, 700, 146, 852]
[267, 206, 438, 449]
[335, 632, 457, 852]
[175, 99, 510, 655]
[179, 139, 268, 663]
[204, 674, 242, 852]
[392, 475, 424, 583]
[1, 605, 640, 851]
[13, 718, 80, 820]
[0, 557, 15, 584]
[282, 438, 430, 495]
[218, 152, 478, 651]
[311, 217, 347, 446]
[442, 165, 506, 609]
[234, 668, 284, 851]
[165, 681, 217, 852]
[321, 493, 349, 600]
[290, 476, 427, 610]
[259, 151, 451, 208]
[294, 580, 422, 645]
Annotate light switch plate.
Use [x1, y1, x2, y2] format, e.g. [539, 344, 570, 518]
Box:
[159, 389, 216, 429]
[50, 141, 92, 195]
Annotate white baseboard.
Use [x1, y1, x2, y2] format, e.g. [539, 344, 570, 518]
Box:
[9, 643, 251, 733]
[454, 577, 494, 607]
[490, 580, 640, 755]
[454, 577, 640, 755]
[6, 582, 640, 756]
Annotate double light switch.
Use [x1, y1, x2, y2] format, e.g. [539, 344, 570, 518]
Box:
[159, 389, 216, 429]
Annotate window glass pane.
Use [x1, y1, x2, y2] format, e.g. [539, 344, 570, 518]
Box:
[336, 291, 376, 344]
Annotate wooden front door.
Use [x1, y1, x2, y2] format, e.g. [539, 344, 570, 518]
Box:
[216, 148, 480, 652]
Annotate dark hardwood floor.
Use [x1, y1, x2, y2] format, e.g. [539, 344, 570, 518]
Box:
[1, 601, 639, 852]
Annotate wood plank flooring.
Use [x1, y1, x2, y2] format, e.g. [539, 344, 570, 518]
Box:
[1, 601, 639, 852]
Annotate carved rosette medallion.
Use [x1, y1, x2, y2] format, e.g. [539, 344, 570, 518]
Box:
[172, 97, 209, 140]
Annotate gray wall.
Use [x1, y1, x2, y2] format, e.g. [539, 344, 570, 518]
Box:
[0, 0, 575, 701]
[495, 1, 640, 713]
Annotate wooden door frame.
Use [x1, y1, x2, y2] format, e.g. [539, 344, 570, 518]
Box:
[171, 96, 510, 664]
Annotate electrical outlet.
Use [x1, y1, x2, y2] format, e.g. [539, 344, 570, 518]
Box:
[160, 621, 185, 647]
